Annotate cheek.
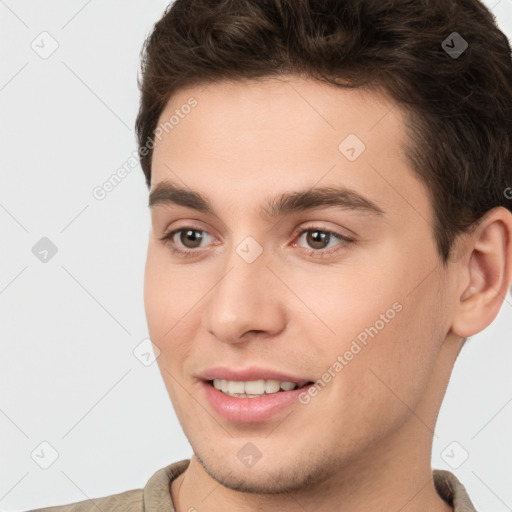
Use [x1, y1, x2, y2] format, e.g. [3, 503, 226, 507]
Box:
[143, 245, 167, 339]
[279, 256, 399, 351]
[144, 242, 191, 327]
[305, 248, 442, 409]
[354, 274, 444, 422]
[143, 243, 200, 366]
[144, 250, 194, 419]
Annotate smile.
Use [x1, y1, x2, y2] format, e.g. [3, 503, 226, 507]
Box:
[202, 379, 315, 423]
[210, 378, 311, 397]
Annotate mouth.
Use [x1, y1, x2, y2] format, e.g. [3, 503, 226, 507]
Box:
[200, 376, 316, 422]
[207, 378, 314, 398]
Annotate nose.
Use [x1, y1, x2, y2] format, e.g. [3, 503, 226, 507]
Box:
[202, 242, 287, 344]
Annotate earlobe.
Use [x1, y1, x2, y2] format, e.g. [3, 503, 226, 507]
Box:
[451, 207, 512, 339]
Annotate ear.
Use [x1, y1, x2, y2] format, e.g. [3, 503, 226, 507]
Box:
[451, 206, 512, 339]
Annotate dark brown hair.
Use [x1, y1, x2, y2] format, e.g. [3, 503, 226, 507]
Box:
[135, 0, 512, 264]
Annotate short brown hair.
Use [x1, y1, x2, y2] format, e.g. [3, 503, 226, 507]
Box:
[135, 0, 512, 264]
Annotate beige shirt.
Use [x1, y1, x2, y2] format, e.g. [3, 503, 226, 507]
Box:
[28, 459, 479, 512]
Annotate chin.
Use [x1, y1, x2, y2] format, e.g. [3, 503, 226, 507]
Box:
[193, 444, 335, 495]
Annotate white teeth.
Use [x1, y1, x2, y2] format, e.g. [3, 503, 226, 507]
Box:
[228, 381, 245, 394]
[280, 381, 296, 391]
[212, 379, 300, 396]
[265, 379, 281, 393]
[244, 379, 265, 394]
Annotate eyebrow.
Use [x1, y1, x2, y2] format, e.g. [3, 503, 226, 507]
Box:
[148, 181, 385, 218]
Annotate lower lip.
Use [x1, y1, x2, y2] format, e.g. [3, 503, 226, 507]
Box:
[201, 381, 311, 423]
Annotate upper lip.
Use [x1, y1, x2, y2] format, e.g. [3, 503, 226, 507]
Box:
[198, 366, 313, 384]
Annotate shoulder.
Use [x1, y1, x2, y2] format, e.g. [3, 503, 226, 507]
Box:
[24, 488, 143, 512]
[24, 459, 190, 512]
[433, 469, 479, 512]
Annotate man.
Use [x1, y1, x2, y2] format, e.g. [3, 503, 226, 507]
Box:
[29, 0, 512, 510]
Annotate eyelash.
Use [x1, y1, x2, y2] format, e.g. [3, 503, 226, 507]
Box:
[159, 224, 354, 259]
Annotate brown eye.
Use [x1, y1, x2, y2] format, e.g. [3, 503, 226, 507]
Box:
[297, 228, 346, 251]
[159, 227, 215, 256]
[178, 229, 206, 249]
[305, 230, 331, 250]
[294, 226, 354, 258]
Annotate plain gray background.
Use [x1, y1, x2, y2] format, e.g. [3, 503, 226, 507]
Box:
[1, 1, 511, 510]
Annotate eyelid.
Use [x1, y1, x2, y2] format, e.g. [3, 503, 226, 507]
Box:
[291, 224, 354, 257]
[292, 222, 354, 242]
[160, 222, 355, 258]
[159, 224, 218, 251]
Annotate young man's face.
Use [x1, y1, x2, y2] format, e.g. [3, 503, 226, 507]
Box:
[145, 76, 464, 492]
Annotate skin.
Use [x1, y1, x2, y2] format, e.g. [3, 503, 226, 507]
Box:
[144, 75, 512, 512]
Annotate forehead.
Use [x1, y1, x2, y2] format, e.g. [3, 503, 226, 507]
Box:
[150, 75, 431, 227]
[152, 75, 406, 170]
[156, 75, 400, 141]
